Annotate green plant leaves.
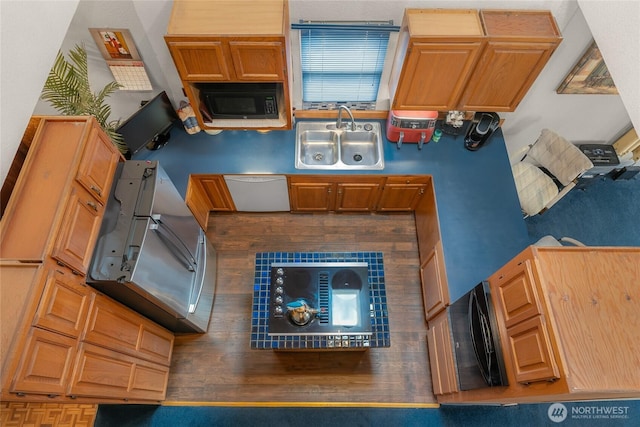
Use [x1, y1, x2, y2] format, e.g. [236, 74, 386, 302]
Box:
[41, 43, 127, 153]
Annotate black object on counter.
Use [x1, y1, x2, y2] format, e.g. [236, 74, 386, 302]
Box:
[464, 112, 500, 151]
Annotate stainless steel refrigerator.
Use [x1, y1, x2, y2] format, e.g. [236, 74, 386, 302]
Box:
[88, 160, 216, 333]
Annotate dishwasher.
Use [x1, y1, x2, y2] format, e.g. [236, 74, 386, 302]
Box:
[223, 175, 290, 211]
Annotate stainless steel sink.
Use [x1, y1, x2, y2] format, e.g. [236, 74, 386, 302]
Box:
[295, 121, 384, 170]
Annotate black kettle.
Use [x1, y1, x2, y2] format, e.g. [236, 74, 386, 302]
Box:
[464, 112, 500, 151]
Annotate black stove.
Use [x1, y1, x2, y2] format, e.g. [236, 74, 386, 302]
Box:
[268, 262, 372, 337]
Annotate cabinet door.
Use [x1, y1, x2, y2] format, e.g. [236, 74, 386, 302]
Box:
[10, 328, 77, 396]
[335, 181, 381, 212]
[51, 185, 104, 275]
[392, 41, 483, 110]
[289, 181, 334, 212]
[33, 269, 92, 338]
[75, 124, 120, 205]
[186, 175, 236, 229]
[426, 311, 458, 395]
[420, 242, 449, 321]
[166, 40, 231, 81]
[69, 343, 169, 401]
[377, 177, 428, 211]
[506, 315, 560, 384]
[83, 295, 174, 366]
[460, 41, 558, 112]
[229, 40, 285, 80]
[493, 258, 542, 328]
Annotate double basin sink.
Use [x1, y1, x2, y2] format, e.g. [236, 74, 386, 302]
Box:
[295, 121, 384, 170]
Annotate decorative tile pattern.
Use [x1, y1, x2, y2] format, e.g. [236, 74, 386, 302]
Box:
[251, 252, 389, 350]
[0, 403, 97, 427]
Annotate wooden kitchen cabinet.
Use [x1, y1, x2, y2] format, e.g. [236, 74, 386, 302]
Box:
[437, 246, 640, 404]
[75, 124, 120, 206]
[186, 174, 236, 230]
[289, 179, 335, 212]
[50, 184, 105, 275]
[33, 268, 93, 339]
[420, 241, 449, 321]
[459, 10, 562, 112]
[166, 39, 285, 82]
[389, 9, 485, 111]
[165, 0, 292, 130]
[376, 176, 430, 211]
[389, 9, 561, 112]
[426, 310, 458, 395]
[69, 343, 169, 401]
[288, 176, 384, 212]
[0, 117, 174, 403]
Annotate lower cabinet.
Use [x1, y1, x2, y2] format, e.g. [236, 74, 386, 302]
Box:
[377, 176, 430, 211]
[186, 175, 236, 230]
[1, 261, 174, 403]
[289, 175, 427, 212]
[69, 343, 169, 401]
[426, 310, 458, 395]
[420, 241, 449, 321]
[11, 328, 78, 396]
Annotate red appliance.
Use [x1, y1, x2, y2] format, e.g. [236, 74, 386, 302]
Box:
[386, 110, 438, 149]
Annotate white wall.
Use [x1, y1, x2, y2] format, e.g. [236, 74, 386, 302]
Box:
[2, 0, 640, 187]
[0, 0, 79, 185]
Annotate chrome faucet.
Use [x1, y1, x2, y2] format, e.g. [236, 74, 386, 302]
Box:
[336, 105, 356, 131]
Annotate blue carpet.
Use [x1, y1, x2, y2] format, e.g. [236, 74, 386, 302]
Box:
[96, 400, 640, 426]
[525, 175, 640, 246]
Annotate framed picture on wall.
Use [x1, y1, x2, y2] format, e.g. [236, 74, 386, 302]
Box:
[90, 28, 141, 61]
[556, 40, 618, 94]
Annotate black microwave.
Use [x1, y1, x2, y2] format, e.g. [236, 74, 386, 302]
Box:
[199, 83, 279, 120]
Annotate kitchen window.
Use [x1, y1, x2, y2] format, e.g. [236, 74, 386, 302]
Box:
[292, 22, 398, 110]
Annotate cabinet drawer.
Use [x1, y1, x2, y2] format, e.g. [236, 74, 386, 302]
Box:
[506, 315, 559, 384]
[69, 343, 169, 401]
[83, 295, 174, 366]
[34, 268, 93, 338]
[493, 259, 542, 328]
[11, 328, 77, 396]
[51, 185, 104, 275]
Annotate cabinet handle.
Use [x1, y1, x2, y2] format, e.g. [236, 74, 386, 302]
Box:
[327, 188, 332, 193]
[90, 185, 102, 196]
[419, 188, 424, 195]
[86, 200, 98, 211]
[47, 394, 58, 398]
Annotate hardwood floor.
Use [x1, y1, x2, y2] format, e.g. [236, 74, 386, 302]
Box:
[166, 212, 435, 405]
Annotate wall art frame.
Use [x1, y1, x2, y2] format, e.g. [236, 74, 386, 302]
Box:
[556, 40, 618, 94]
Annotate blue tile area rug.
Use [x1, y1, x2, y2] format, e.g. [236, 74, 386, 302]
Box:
[250, 251, 390, 350]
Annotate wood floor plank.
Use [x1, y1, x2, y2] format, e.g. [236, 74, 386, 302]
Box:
[166, 212, 435, 404]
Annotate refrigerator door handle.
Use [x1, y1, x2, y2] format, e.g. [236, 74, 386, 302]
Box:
[151, 219, 198, 272]
[188, 234, 207, 314]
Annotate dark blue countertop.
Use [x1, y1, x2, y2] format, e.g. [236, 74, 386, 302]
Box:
[139, 120, 530, 300]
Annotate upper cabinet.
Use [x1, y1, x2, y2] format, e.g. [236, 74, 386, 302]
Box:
[459, 10, 562, 111]
[389, 9, 561, 112]
[165, 0, 292, 130]
[389, 10, 485, 111]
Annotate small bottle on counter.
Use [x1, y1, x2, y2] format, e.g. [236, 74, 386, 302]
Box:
[431, 129, 442, 143]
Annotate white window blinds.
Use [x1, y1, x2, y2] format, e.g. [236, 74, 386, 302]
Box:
[300, 28, 391, 104]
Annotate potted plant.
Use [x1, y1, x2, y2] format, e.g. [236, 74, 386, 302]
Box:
[41, 43, 127, 153]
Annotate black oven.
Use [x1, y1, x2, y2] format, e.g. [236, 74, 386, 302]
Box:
[199, 82, 279, 120]
[448, 281, 508, 390]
